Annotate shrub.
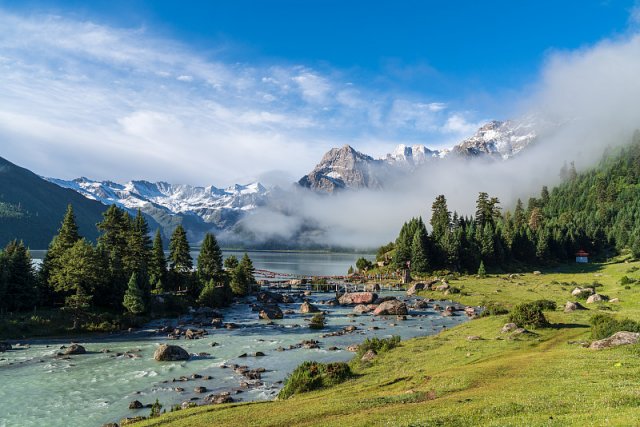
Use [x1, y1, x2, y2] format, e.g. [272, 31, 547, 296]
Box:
[530, 299, 557, 311]
[508, 302, 549, 328]
[619, 276, 636, 285]
[356, 336, 401, 359]
[278, 361, 352, 399]
[590, 314, 640, 339]
[309, 314, 325, 329]
[480, 302, 509, 317]
[575, 290, 593, 300]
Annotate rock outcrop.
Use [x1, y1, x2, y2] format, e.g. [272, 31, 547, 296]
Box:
[259, 306, 284, 320]
[589, 332, 640, 349]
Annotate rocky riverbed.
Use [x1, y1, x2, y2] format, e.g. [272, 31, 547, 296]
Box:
[0, 290, 472, 427]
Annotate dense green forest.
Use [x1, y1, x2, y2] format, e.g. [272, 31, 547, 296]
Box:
[383, 132, 640, 274]
[0, 204, 256, 323]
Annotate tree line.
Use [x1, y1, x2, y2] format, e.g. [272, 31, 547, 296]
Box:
[0, 204, 256, 317]
[383, 132, 640, 273]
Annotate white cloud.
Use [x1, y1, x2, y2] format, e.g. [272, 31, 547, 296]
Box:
[0, 8, 481, 186]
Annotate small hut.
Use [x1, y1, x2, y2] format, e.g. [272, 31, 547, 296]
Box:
[575, 249, 589, 263]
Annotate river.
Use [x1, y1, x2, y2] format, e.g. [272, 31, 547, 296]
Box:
[1, 252, 469, 427]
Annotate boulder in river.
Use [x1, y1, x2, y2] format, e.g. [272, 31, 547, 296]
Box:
[64, 344, 86, 355]
[406, 282, 426, 296]
[589, 331, 640, 349]
[353, 304, 377, 314]
[0, 342, 11, 352]
[339, 292, 377, 305]
[259, 305, 284, 320]
[205, 392, 234, 405]
[300, 301, 320, 314]
[154, 344, 190, 361]
[128, 400, 143, 409]
[257, 291, 284, 304]
[373, 299, 408, 316]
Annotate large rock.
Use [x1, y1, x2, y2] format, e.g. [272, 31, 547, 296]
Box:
[0, 342, 11, 352]
[564, 301, 586, 312]
[64, 344, 86, 355]
[353, 304, 377, 314]
[589, 331, 640, 349]
[373, 299, 408, 316]
[154, 344, 190, 361]
[259, 305, 284, 320]
[339, 292, 377, 305]
[406, 282, 426, 296]
[586, 294, 605, 304]
[257, 291, 284, 304]
[435, 283, 449, 292]
[300, 301, 320, 314]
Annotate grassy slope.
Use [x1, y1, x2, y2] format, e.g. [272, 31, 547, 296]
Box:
[138, 261, 640, 426]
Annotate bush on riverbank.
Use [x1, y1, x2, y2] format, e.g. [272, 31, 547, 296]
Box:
[479, 302, 509, 317]
[590, 314, 640, 339]
[355, 336, 401, 360]
[278, 361, 352, 399]
[508, 301, 549, 328]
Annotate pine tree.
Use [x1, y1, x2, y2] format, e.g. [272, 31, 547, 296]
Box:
[197, 278, 222, 307]
[169, 225, 192, 273]
[347, 265, 354, 275]
[430, 195, 451, 242]
[197, 233, 224, 283]
[410, 228, 429, 273]
[477, 260, 486, 278]
[42, 204, 82, 288]
[224, 255, 239, 270]
[239, 253, 256, 285]
[230, 265, 248, 296]
[97, 205, 132, 304]
[514, 199, 526, 229]
[149, 230, 167, 292]
[123, 272, 145, 314]
[49, 239, 105, 299]
[1, 240, 36, 311]
[169, 224, 193, 291]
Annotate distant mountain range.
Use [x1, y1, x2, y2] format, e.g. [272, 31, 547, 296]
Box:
[299, 120, 537, 192]
[0, 118, 541, 248]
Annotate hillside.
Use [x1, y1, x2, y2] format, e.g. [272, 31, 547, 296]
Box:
[0, 156, 106, 248]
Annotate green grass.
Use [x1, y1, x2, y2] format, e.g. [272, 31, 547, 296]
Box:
[136, 260, 640, 426]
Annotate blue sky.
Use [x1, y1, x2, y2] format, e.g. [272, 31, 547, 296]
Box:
[0, 0, 638, 185]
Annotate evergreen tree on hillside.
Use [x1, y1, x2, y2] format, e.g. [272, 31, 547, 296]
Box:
[49, 238, 105, 305]
[197, 233, 224, 283]
[430, 195, 451, 242]
[123, 272, 145, 314]
[0, 240, 36, 311]
[169, 225, 192, 291]
[42, 204, 82, 288]
[410, 228, 429, 273]
[149, 230, 167, 292]
[224, 255, 239, 270]
[97, 205, 132, 305]
[240, 253, 256, 285]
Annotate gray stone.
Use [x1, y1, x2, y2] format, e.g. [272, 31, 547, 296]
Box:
[589, 331, 640, 349]
[154, 344, 190, 361]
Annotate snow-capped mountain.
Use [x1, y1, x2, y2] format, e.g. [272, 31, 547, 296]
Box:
[452, 120, 536, 159]
[299, 119, 540, 192]
[45, 177, 271, 242]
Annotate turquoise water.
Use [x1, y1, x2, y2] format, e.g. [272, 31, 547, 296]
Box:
[2, 252, 469, 427]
